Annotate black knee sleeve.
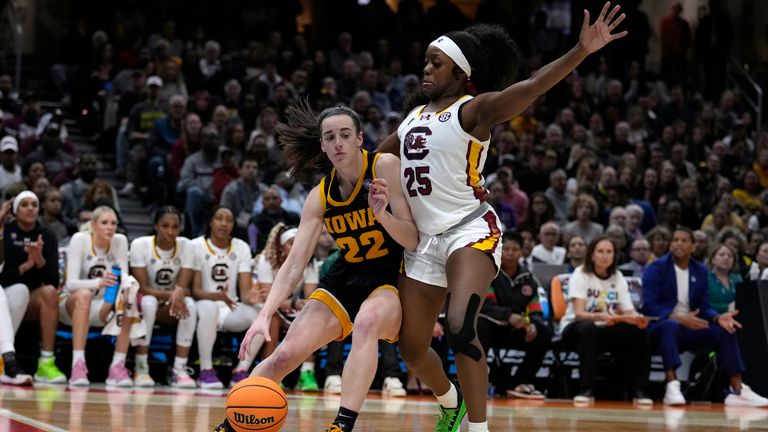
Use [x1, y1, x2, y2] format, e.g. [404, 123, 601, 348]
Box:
[445, 293, 483, 361]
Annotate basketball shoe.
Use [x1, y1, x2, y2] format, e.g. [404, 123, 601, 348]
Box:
[435, 384, 467, 432]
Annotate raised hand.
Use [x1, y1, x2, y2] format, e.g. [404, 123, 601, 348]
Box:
[579, 2, 628, 54]
[0, 200, 11, 225]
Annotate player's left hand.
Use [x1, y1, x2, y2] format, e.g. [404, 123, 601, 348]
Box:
[368, 178, 390, 216]
[579, 2, 627, 54]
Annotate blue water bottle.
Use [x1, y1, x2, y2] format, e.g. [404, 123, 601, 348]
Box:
[104, 263, 121, 303]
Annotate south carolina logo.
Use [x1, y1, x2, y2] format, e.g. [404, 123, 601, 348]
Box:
[403, 126, 431, 160]
[438, 112, 451, 122]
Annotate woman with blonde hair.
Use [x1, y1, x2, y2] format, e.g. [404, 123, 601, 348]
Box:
[61, 206, 134, 386]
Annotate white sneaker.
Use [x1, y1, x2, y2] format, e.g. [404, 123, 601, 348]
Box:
[663, 380, 686, 405]
[382, 377, 407, 397]
[133, 371, 155, 387]
[324, 374, 341, 394]
[725, 384, 768, 407]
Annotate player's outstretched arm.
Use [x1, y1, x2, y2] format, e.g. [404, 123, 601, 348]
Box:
[259, 187, 324, 319]
[471, 1, 627, 131]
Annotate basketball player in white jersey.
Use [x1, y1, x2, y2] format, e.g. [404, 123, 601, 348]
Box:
[378, 4, 627, 430]
[130, 206, 196, 388]
[186, 206, 263, 389]
[61, 206, 135, 387]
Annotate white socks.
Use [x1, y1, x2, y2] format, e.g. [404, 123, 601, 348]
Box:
[301, 362, 315, 373]
[173, 356, 188, 371]
[468, 421, 488, 432]
[436, 382, 458, 409]
[73, 350, 86, 364]
[111, 352, 126, 367]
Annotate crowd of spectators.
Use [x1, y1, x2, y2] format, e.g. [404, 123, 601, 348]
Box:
[0, 0, 765, 405]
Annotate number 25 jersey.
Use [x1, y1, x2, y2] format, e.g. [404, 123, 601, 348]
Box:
[397, 95, 490, 235]
[319, 149, 402, 275]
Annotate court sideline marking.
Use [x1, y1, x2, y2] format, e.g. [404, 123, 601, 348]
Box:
[0, 408, 68, 432]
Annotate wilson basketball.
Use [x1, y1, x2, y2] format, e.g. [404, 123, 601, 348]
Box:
[226, 377, 288, 432]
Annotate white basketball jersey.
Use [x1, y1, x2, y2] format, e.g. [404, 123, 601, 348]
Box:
[183, 236, 251, 300]
[397, 95, 490, 235]
[130, 236, 189, 291]
[65, 231, 129, 298]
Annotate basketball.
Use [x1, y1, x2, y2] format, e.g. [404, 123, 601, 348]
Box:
[226, 377, 288, 432]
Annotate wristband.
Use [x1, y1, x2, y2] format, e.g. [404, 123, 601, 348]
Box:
[712, 314, 720, 323]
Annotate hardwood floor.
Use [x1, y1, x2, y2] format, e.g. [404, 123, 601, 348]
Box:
[1, 385, 766, 431]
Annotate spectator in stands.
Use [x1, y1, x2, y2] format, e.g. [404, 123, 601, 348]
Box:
[625, 204, 645, 239]
[619, 238, 651, 278]
[745, 241, 768, 281]
[148, 94, 187, 205]
[745, 230, 765, 263]
[707, 244, 741, 314]
[0, 193, 65, 384]
[38, 188, 72, 243]
[545, 169, 573, 224]
[646, 226, 672, 261]
[486, 179, 516, 231]
[692, 229, 710, 262]
[220, 155, 267, 241]
[0, 136, 21, 193]
[62, 206, 136, 386]
[525, 192, 555, 236]
[643, 228, 768, 407]
[249, 106, 280, 161]
[565, 235, 587, 272]
[251, 186, 300, 256]
[245, 132, 279, 185]
[478, 232, 551, 399]
[733, 170, 762, 215]
[560, 236, 651, 404]
[178, 126, 220, 237]
[532, 222, 565, 265]
[21, 159, 46, 193]
[31, 176, 50, 202]
[678, 178, 704, 230]
[211, 147, 239, 209]
[24, 123, 75, 185]
[494, 166, 528, 226]
[186, 207, 263, 388]
[7, 92, 42, 141]
[130, 206, 196, 388]
[60, 154, 119, 221]
[122, 75, 166, 198]
[169, 113, 203, 179]
[563, 194, 603, 244]
[82, 180, 121, 216]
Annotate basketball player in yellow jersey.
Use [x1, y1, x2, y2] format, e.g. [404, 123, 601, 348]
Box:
[377, 4, 627, 431]
[214, 102, 418, 432]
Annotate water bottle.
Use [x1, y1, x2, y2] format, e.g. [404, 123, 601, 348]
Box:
[104, 263, 121, 303]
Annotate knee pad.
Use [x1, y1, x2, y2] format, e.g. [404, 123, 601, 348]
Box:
[445, 293, 483, 361]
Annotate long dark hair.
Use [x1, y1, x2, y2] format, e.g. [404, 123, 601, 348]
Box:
[582, 235, 618, 277]
[203, 206, 235, 239]
[149, 205, 183, 235]
[277, 100, 363, 183]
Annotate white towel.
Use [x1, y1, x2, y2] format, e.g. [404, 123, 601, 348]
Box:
[102, 275, 147, 339]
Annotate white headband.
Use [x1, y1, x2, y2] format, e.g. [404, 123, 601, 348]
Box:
[279, 228, 298, 246]
[13, 191, 38, 215]
[429, 36, 471, 78]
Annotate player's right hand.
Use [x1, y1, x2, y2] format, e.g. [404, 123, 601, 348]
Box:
[239, 314, 271, 361]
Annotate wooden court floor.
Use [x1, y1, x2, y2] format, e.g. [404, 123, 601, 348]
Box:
[1, 385, 767, 431]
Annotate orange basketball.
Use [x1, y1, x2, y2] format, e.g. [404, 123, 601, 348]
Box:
[226, 377, 288, 432]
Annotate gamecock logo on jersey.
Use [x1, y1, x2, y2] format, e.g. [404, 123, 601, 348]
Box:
[155, 268, 175, 286]
[403, 126, 431, 160]
[211, 263, 229, 282]
[88, 265, 107, 279]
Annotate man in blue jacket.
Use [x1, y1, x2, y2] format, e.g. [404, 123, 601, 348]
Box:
[643, 227, 768, 407]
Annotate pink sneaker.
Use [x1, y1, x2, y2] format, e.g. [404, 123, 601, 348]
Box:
[106, 360, 133, 387]
[170, 367, 196, 389]
[69, 360, 90, 386]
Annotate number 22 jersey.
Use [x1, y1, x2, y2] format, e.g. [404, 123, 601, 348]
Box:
[397, 95, 491, 235]
[319, 149, 402, 285]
